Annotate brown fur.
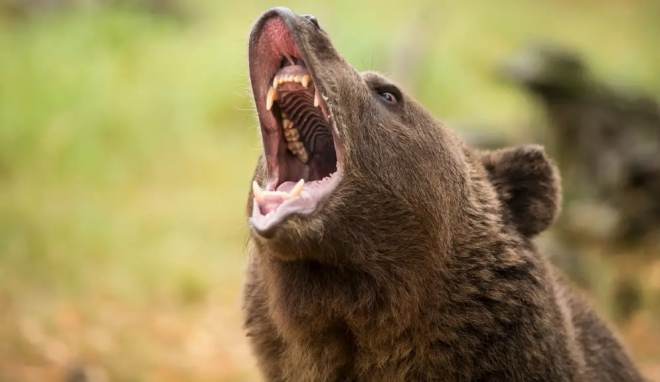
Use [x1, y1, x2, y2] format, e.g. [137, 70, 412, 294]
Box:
[242, 8, 646, 382]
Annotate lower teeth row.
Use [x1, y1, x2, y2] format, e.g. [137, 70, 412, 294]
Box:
[282, 112, 309, 163]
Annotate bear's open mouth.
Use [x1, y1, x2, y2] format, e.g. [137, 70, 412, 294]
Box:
[249, 15, 342, 231]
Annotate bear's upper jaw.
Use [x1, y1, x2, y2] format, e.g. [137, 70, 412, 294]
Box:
[248, 8, 343, 232]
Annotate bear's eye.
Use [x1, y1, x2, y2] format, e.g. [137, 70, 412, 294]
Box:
[378, 91, 397, 103]
[371, 83, 402, 105]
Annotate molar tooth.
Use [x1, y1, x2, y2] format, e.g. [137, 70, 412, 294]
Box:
[287, 141, 303, 153]
[294, 75, 302, 83]
[284, 128, 300, 142]
[289, 179, 304, 198]
[266, 87, 279, 111]
[301, 75, 311, 87]
[252, 181, 263, 203]
[281, 112, 287, 119]
[288, 75, 295, 82]
[296, 148, 309, 163]
[314, 87, 321, 107]
[283, 119, 293, 130]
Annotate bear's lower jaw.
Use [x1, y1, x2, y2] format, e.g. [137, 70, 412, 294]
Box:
[250, 166, 342, 233]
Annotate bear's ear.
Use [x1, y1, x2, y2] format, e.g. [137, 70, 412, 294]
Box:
[480, 144, 562, 237]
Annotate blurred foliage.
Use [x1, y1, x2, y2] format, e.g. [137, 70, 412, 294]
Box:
[0, 0, 183, 19]
[0, 0, 659, 381]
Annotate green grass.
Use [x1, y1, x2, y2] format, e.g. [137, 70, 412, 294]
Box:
[0, 0, 659, 380]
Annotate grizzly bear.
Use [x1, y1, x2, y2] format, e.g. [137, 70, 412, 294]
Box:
[242, 7, 647, 382]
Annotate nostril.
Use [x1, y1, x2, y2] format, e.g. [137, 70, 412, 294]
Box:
[302, 14, 320, 29]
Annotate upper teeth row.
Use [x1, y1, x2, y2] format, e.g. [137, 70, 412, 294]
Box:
[266, 83, 323, 111]
[273, 74, 311, 88]
[263, 73, 322, 165]
[282, 111, 309, 163]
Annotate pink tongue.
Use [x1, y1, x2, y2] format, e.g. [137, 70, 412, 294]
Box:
[276, 181, 299, 193]
[258, 181, 304, 215]
[259, 194, 288, 215]
[260, 201, 281, 215]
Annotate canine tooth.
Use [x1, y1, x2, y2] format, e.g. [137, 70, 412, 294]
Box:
[301, 75, 311, 87]
[284, 128, 300, 141]
[314, 88, 321, 107]
[266, 87, 279, 111]
[252, 181, 263, 203]
[273, 77, 278, 87]
[290, 179, 304, 198]
[288, 141, 303, 153]
[296, 148, 309, 163]
[283, 119, 293, 129]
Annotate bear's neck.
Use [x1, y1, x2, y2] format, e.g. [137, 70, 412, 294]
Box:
[255, 181, 529, 332]
[252, 216, 545, 379]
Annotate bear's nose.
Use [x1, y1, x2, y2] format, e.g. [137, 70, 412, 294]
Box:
[302, 14, 320, 29]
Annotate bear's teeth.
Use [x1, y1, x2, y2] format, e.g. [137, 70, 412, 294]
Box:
[266, 77, 313, 165]
[301, 75, 311, 87]
[266, 87, 279, 110]
[290, 179, 304, 197]
[252, 180, 264, 203]
[296, 149, 309, 163]
[287, 141, 309, 164]
[287, 141, 303, 153]
[284, 128, 300, 142]
[272, 74, 313, 87]
[252, 179, 306, 203]
[314, 87, 321, 107]
[280, 118, 308, 163]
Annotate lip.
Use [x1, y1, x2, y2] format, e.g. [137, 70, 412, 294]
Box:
[247, 8, 343, 234]
[249, 168, 343, 233]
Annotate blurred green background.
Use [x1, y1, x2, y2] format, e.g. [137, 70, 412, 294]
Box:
[1, 0, 659, 381]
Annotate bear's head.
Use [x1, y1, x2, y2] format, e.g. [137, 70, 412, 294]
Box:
[246, 8, 561, 265]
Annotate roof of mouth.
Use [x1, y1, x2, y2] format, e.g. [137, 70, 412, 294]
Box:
[275, 64, 310, 79]
[254, 17, 302, 67]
